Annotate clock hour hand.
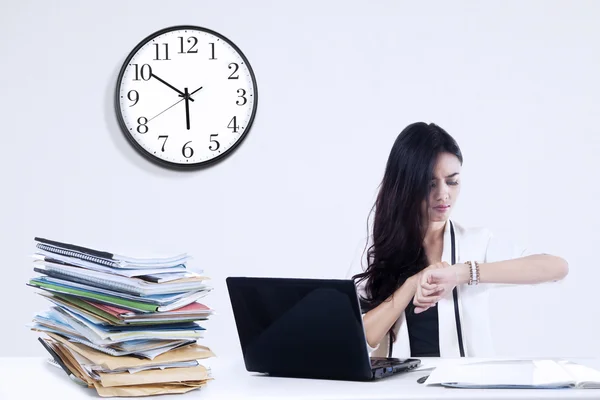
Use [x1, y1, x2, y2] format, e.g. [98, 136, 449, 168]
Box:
[189, 86, 203, 96]
[178, 86, 203, 100]
[150, 73, 195, 102]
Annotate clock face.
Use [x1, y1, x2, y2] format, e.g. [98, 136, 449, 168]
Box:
[115, 26, 258, 169]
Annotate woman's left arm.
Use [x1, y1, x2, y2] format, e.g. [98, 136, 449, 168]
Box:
[455, 254, 569, 285]
[414, 254, 568, 313]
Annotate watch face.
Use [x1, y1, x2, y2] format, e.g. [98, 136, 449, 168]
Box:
[115, 25, 258, 169]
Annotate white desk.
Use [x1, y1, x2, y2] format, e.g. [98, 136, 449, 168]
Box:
[1, 357, 600, 400]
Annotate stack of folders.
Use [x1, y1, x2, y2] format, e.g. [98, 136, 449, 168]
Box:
[26, 237, 215, 397]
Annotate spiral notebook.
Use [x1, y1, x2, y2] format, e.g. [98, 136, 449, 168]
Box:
[34, 237, 190, 269]
[33, 259, 209, 296]
[28, 277, 210, 312]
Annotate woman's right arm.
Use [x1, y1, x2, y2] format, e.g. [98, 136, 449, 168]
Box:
[362, 275, 419, 349]
[362, 263, 447, 349]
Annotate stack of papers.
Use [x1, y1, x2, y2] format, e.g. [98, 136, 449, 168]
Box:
[26, 237, 215, 397]
[425, 359, 600, 389]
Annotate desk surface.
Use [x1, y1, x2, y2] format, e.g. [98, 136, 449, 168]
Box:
[1, 357, 600, 400]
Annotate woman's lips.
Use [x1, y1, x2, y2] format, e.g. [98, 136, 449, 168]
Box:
[433, 205, 450, 212]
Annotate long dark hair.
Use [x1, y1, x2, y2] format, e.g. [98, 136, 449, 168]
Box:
[353, 122, 463, 315]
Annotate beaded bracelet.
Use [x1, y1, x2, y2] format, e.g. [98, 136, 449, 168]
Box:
[464, 260, 480, 285]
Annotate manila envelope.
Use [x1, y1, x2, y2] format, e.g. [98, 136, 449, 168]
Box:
[98, 365, 211, 387]
[93, 380, 208, 397]
[46, 332, 215, 370]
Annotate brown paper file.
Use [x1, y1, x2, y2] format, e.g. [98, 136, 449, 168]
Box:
[43, 338, 95, 387]
[51, 341, 96, 387]
[93, 380, 208, 397]
[98, 365, 210, 387]
[46, 332, 215, 370]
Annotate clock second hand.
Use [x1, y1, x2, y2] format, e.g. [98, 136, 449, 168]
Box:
[147, 85, 203, 124]
[148, 98, 185, 122]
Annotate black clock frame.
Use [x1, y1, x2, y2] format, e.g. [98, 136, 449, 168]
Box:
[114, 25, 259, 170]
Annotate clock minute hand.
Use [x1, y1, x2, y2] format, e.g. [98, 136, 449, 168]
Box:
[150, 73, 195, 102]
[184, 87, 191, 130]
[182, 86, 203, 131]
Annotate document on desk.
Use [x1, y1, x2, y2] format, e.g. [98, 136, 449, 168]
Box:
[27, 237, 217, 397]
[425, 359, 600, 389]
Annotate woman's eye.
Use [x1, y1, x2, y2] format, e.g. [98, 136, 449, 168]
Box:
[431, 181, 459, 187]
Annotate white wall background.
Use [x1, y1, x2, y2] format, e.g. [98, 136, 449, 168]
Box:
[0, 0, 598, 361]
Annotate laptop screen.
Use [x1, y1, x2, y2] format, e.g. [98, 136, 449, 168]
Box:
[226, 277, 373, 379]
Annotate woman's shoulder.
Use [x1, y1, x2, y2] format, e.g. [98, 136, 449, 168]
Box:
[452, 219, 530, 262]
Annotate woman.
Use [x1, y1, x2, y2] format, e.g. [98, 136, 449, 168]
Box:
[352, 122, 568, 359]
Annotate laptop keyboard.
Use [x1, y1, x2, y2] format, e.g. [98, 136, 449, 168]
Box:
[371, 358, 394, 368]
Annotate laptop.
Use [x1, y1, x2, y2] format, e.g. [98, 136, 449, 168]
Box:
[226, 276, 421, 381]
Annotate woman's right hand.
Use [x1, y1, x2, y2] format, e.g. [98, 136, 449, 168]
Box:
[412, 262, 449, 313]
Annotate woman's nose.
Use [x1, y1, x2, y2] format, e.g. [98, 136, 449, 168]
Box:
[436, 185, 450, 201]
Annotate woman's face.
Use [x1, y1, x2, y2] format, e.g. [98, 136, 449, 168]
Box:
[423, 152, 462, 223]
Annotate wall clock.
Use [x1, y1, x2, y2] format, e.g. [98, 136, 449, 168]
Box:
[115, 25, 258, 169]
